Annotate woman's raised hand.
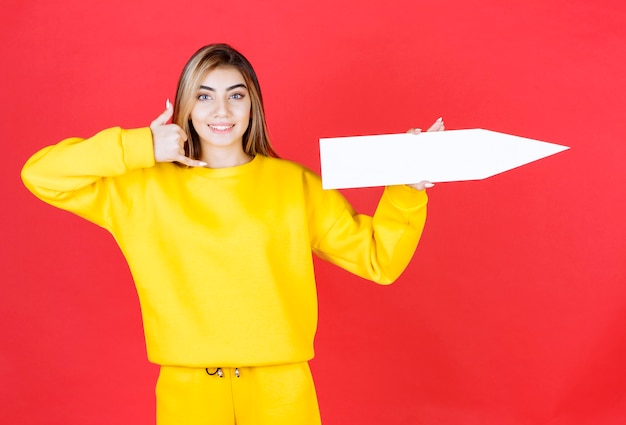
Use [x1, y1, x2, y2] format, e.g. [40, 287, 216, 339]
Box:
[406, 116, 445, 135]
[150, 100, 207, 167]
[406, 117, 445, 190]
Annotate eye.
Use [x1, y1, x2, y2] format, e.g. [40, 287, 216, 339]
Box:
[198, 93, 212, 101]
[230, 93, 245, 100]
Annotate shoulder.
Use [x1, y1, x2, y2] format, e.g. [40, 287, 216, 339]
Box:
[257, 156, 350, 210]
[255, 156, 334, 202]
[258, 156, 321, 181]
[261, 155, 319, 174]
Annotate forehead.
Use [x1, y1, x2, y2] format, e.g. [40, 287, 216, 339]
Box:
[199, 66, 247, 88]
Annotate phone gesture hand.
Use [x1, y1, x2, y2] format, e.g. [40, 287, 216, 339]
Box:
[150, 101, 207, 167]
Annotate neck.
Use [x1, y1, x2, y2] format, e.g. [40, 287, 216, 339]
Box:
[200, 146, 253, 169]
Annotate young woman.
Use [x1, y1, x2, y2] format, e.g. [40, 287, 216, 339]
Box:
[21, 43, 444, 425]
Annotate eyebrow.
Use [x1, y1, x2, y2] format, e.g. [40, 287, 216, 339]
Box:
[199, 83, 248, 92]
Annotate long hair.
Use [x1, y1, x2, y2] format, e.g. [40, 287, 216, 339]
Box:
[173, 44, 277, 159]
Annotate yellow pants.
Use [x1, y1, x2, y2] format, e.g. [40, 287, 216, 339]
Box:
[156, 362, 321, 425]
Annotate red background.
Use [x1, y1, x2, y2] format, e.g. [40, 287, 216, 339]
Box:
[2, 1, 625, 424]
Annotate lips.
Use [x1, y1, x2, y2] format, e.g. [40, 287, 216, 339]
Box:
[209, 124, 234, 132]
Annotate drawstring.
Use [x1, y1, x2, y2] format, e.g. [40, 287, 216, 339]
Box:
[205, 367, 240, 378]
[205, 367, 223, 377]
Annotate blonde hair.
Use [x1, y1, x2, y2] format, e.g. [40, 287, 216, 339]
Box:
[173, 44, 277, 159]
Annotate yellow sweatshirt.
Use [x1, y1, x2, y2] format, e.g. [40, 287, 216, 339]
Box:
[21, 127, 427, 367]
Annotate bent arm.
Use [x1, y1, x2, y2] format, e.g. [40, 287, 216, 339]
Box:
[310, 176, 428, 285]
[21, 127, 155, 227]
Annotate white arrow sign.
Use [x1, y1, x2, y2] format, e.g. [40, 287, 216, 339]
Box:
[319, 129, 569, 189]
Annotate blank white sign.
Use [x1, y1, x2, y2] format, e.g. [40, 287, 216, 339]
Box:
[319, 128, 569, 189]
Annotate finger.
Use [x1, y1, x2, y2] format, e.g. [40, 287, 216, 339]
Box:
[427, 117, 444, 132]
[176, 155, 207, 168]
[409, 181, 435, 190]
[177, 127, 188, 142]
[407, 128, 422, 135]
[151, 103, 174, 127]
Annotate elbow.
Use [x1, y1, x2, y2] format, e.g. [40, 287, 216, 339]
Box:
[371, 270, 401, 286]
[21, 161, 52, 201]
[20, 163, 38, 195]
[369, 252, 412, 285]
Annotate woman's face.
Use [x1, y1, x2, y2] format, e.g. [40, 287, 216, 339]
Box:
[190, 66, 252, 155]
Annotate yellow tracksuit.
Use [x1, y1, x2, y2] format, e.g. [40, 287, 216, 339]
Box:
[21, 127, 428, 423]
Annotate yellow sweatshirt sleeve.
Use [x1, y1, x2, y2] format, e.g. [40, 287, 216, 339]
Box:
[308, 172, 428, 285]
[21, 127, 155, 228]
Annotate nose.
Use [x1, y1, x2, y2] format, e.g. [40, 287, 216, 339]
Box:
[213, 97, 230, 117]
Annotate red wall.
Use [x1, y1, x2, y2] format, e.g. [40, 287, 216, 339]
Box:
[2, 1, 625, 424]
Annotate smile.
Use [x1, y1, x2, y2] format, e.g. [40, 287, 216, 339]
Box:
[209, 124, 235, 131]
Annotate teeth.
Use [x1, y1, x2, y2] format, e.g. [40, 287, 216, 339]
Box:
[210, 125, 232, 131]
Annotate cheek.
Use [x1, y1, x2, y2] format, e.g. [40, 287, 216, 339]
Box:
[189, 107, 204, 127]
[241, 106, 252, 128]
[189, 118, 200, 134]
[189, 105, 200, 120]
[240, 103, 252, 122]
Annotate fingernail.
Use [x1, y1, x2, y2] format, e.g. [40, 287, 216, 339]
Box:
[166, 99, 172, 109]
[198, 161, 207, 167]
[425, 182, 435, 188]
[437, 117, 443, 122]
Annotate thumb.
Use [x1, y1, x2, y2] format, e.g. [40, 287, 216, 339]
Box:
[151, 99, 174, 127]
[427, 117, 444, 132]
